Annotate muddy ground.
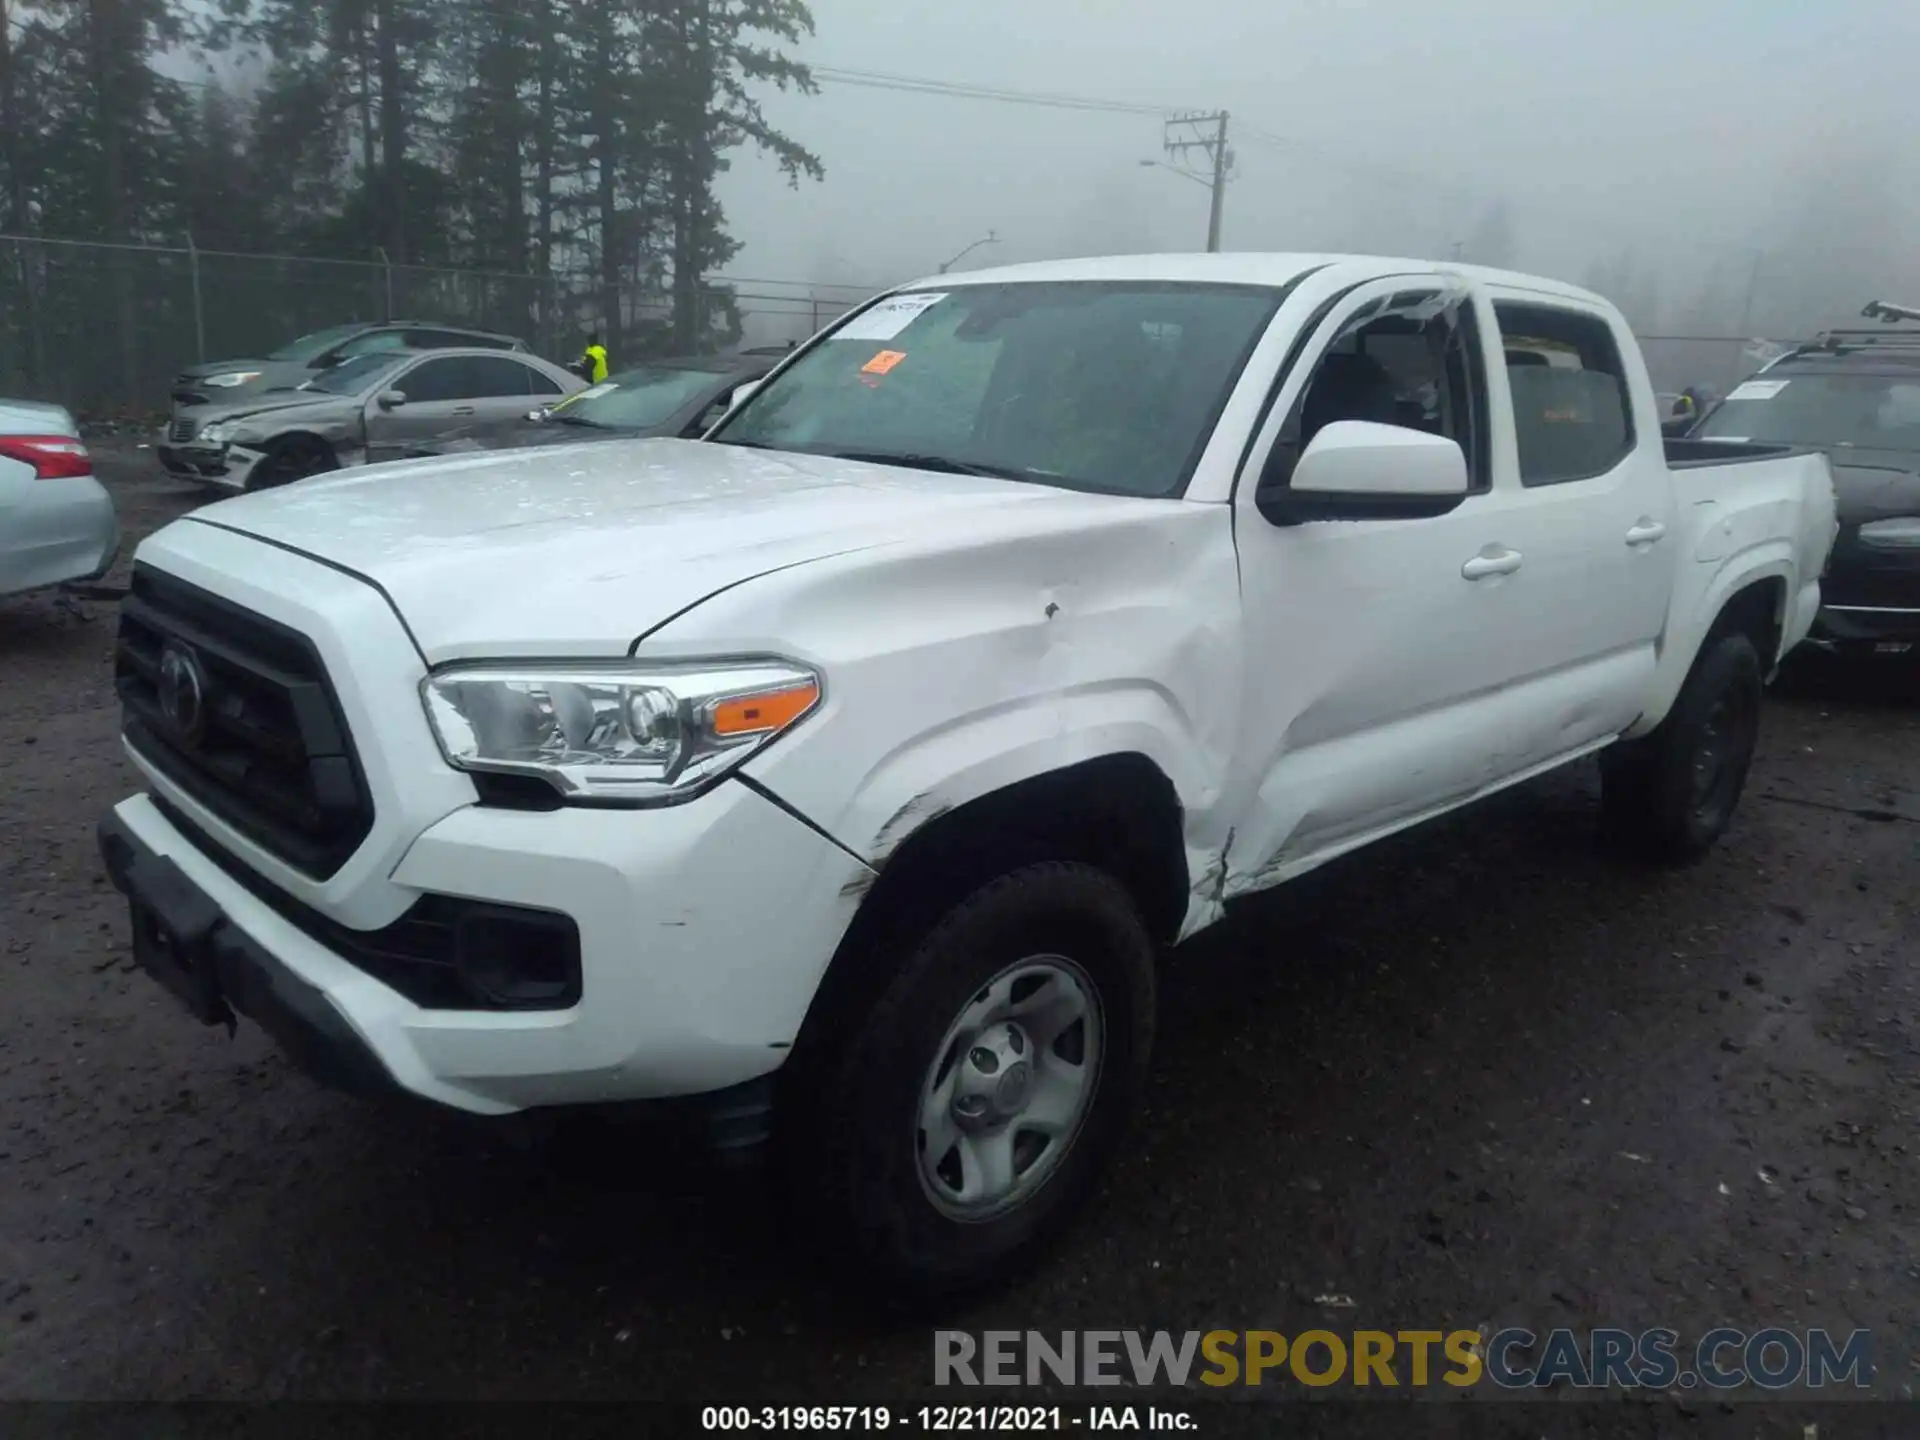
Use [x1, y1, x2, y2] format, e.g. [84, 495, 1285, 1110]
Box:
[2, 445, 1917, 1434]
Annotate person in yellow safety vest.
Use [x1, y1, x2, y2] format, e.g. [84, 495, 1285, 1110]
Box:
[575, 334, 609, 384]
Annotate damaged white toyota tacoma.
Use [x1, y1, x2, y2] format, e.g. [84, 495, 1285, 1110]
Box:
[100, 254, 1837, 1296]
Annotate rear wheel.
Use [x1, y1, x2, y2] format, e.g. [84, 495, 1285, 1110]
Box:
[1601, 632, 1763, 863]
[793, 862, 1155, 1302]
[248, 435, 335, 490]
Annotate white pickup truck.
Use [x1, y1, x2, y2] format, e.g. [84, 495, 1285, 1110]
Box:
[99, 254, 1836, 1296]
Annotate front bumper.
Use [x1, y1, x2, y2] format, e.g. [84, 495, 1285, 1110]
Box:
[1807, 603, 1920, 656]
[98, 809, 398, 1097]
[99, 776, 873, 1118]
[155, 440, 261, 491]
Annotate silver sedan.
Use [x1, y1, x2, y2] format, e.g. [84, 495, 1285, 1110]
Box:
[159, 347, 586, 492]
[0, 399, 119, 601]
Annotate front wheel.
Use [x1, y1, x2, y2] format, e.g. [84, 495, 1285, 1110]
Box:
[1601, 632, 1764, 863]
[248, 435, 335, 491]
[796, 862, 1156, 1301]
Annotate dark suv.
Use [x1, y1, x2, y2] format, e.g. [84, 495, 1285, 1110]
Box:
[1692, 317, 1920, 662]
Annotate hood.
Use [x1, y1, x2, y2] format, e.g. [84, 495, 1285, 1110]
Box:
[183, 438, 1138, 661]
[188, 390, 353, 429]
[1830, 452, 1920, 525]
[430, 417, 654, 455]
[178, 357, 271, 378]
[174, 358, 314, 391]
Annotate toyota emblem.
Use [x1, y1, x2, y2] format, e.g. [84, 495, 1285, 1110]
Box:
[157, 643, 208, 745]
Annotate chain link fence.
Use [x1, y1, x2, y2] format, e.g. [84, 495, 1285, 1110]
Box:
[0, 235, 1793, 422]
[0, 235, 870, 417]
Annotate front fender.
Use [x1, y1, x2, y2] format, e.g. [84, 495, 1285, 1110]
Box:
[793, 684, 1221, 875]
[663, 502, 1244, 889]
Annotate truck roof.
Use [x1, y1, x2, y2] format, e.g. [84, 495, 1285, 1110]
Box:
[905, 252, 1609, 307]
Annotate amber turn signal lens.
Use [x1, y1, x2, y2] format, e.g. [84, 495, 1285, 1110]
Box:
[708, 681, 820, 738]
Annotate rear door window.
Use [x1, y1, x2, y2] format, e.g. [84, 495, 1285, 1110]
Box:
[1493, 303, 1635, 485]
[467, 357, 538, 396]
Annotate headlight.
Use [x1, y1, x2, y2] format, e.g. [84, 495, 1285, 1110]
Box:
[202, 371, 261, 388]
[1858, 516, 1920, 550]
[421, 659, 822, 802]
[195, 421, 233, 445]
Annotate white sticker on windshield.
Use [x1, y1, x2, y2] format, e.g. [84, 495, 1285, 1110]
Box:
[1727, 379, 1789, 402]
[576, 382, 618, 400]
[833, 291, 949, 342]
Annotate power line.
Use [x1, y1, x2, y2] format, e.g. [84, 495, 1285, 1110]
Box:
[809, 64, 1178, 118]
[1233, 122, 1760, 260]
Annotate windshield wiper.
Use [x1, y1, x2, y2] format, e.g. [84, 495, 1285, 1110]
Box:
[825, 449, 1028, 481]
[551, 412, 607, 428]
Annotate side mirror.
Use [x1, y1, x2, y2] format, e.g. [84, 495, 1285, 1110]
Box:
[312, 353, 343, 370]
[527, 406, 552, 422]
[1259, 420, 1468, 526]
[376, 390, 408, 410]
[1661, 416, 1695, 439]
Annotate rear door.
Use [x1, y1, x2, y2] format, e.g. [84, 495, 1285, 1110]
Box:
[463, 356, 549, 426]
[1480, 291, 1675, 742]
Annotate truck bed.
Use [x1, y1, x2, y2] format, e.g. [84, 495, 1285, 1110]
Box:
[1664, 437, 1806, 469]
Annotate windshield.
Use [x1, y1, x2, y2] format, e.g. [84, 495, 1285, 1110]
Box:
[267, 323, 370, 362]
[558, 367, 734, 429]
[1698, 373, 1920, 453]
[711, 281, 1283, 496]
[304, 352, 408, 396]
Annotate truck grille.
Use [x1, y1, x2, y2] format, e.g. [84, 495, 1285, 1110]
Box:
[115, 565, 374, 880]
[168, 417, 198, 444]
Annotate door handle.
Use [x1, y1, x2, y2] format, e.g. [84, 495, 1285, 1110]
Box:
[1625, 519, 1667, 546]
[1461, 547, 1523, 580]
[451, 406, 477, 416]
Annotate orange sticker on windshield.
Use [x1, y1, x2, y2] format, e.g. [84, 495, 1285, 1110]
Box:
[861, 349, 907, 375]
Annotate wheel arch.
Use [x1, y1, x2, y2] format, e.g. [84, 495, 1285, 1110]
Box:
[783, 752, 1189, 1088]
[264, 429, 338, 460]
[1630, 550, 1793, 738]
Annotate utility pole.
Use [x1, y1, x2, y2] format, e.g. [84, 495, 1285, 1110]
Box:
[1162, 111, 1232, 252]
[1737, 250, 1763, 336]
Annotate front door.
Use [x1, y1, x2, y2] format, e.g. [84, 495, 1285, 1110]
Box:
[367, 355, 541, 459]
[1223, 276, 1548, 894]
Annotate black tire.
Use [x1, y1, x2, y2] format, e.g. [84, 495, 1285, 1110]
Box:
[1601, 631, 1764, 864]
[248, 435, 335, 491]
[793, 862, 1155, 1303]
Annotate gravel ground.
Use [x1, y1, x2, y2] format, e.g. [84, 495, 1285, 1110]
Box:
[2, 445, 1918, 1432]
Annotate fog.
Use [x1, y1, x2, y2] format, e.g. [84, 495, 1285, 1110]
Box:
[719, 0, 1920, 352]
